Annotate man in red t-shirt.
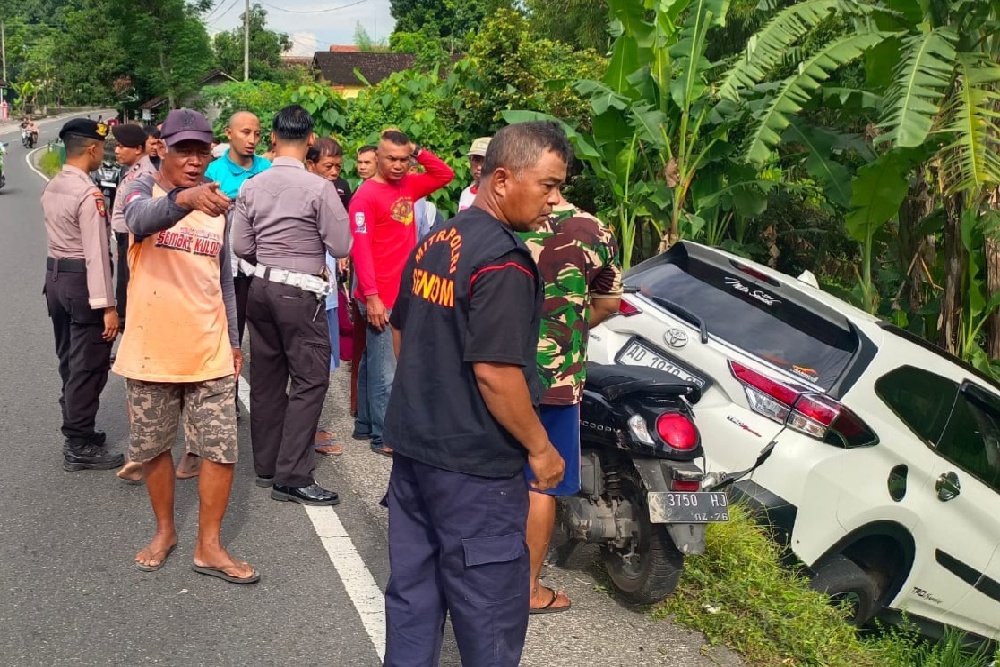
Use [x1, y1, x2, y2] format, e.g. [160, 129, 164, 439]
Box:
[349, 130, 454, 455]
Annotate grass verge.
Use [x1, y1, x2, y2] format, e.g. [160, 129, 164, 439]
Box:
[653, 505, 998, 666]
[39, 150, 62, 179]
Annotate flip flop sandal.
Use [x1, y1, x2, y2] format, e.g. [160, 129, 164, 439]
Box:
[315, 430, 335, 445]
[192, 563, 261, 585]
[314, 443, 344, 456]
[529, 587, 572, 615]
[135, 544, 177, 572]
[372, 445, 394, 457]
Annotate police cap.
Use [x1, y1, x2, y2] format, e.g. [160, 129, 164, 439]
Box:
[111, 123, 148, 148]
[59, 118, 109, 142]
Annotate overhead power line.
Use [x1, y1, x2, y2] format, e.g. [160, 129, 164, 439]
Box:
[260, 0, 368, 14]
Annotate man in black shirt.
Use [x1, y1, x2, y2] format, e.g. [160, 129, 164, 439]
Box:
[382, 122, 570, 667]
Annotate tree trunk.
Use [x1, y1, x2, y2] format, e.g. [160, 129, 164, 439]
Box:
[940, 192, 965, 356]
[896, 166, 936, 314]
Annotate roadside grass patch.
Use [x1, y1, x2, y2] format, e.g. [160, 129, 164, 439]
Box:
[39, 150, 61, 179]
[652, 505, 997, 667]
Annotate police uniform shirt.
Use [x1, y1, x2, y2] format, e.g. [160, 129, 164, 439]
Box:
[385, 207, 544, 478]
[110, 155, 157, 234]
[41, 165, 115, 309]
[232, 156, 352, 274]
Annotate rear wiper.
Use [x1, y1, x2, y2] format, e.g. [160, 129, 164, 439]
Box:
[648, 296, 709, 344]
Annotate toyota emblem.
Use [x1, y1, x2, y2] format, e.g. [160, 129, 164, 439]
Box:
[665, 328, 688, 348]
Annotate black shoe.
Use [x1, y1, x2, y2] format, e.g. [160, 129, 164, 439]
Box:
[64, 443, 125, 472]
[87, 431, 107, 446]
[254, 475, 273, 488]
[270, 483, 340, 506]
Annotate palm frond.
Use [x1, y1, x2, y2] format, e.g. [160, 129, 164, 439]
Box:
[939, 54, 1000, 196]
[876, 28, 958, 148]
[745, 28, 886, 165]
[717, 0, 867, 100]
[669, 0, 731, 110]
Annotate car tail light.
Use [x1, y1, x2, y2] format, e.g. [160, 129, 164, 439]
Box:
[618, 299, 641, 316]
[728, 360, 878, 448]
[656, 413, 698, 450]
[670, 479, 701, 492]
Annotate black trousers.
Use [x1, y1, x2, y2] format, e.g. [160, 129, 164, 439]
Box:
[114, 232, 129, 324]
[44, 269, 113, 443]
[246, 277, 331, 487]
[234, 274, 251, 346]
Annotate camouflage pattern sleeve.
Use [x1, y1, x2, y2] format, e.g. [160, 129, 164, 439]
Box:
[590, 217, 623, 298]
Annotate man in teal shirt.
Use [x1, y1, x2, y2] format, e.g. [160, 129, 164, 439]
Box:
[177, 111, 269, 481]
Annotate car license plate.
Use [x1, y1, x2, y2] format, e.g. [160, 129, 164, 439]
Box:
[647, 491, 729, 523]
[616, 339, 707, 389]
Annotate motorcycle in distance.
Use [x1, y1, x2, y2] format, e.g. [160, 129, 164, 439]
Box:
[21, 127, 36, 149]
[0, 141, 7, 191]
[555, 362, 730, 603]
[92, 158, 123, 210]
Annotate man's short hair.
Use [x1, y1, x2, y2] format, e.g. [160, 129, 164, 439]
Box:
[357, 145, 376, 156]
[64, 134, 101, 157]
[272, 105, 314, 141]
[307, 137, 344, 163]
[380, 130, 410, 147]
[482, 122, 573, 178]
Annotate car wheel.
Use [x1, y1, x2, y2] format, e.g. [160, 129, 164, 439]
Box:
[600, 471, 685, 604]
[809, 554, 881, 625]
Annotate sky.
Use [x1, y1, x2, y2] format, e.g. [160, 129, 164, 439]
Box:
[206, 0, 397, 56]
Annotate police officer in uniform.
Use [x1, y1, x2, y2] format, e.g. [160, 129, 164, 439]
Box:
[232, 105, 352, 505]
[42, 118, 124, 471]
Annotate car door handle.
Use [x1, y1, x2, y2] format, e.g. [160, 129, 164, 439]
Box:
[935, 472, 961, 502]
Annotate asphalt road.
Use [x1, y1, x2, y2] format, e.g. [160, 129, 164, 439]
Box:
[0, 112, 742, 667]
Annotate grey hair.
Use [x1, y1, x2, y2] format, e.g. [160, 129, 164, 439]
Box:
[481, 121, 573, 178]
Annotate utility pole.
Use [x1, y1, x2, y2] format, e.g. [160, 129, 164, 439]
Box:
[2, 19, 7, 84]
[243, 0, 249, 82]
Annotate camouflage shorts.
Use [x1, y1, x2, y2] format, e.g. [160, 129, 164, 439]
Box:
[126, 376, 238, 465]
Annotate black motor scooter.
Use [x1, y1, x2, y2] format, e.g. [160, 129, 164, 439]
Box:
[556, 362, 730, 604]
[92, 159, 123, 209]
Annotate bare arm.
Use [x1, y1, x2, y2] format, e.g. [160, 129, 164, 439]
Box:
[589, 297, 621, 328]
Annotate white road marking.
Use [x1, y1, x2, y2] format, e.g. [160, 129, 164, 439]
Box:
[26, 146, 51, 182]
[240, 376, 386, 662]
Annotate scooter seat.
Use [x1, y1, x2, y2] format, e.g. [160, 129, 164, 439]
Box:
[585, 362, 701, 403]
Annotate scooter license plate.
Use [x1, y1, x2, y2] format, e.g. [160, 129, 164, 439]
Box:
[647, 491, 730, 523]
[100, 181, 116, 188]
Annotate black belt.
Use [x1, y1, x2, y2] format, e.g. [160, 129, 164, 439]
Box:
[46, 257, 87, 273]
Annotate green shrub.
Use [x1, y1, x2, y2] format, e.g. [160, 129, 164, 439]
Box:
[39, 150, 62, 179]
[656, 505, 997, 667]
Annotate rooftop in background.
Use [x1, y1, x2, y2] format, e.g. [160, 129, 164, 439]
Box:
[328, 45, 361, 52]
[312, 51, 416, 87]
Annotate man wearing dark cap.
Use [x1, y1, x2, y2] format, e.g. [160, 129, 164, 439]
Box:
[41, 118, 124, 471]
[115, 109, 257, 583]
[232, 104, 352, 506]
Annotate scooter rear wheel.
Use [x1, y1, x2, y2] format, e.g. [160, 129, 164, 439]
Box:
[600, 469, 685, 604]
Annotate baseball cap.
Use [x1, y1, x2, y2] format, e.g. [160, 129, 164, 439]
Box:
[159, 109, 213, 147]
[468, 137, 491, 157]
[111, 123, 147, 148]
[59, 118, 109, 142]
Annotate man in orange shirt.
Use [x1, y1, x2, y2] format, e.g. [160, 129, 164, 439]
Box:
[115, 109, 257, 584]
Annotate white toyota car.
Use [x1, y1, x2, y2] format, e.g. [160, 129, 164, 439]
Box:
[587, 241, 1000, 640]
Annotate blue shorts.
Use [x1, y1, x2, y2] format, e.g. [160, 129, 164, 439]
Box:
[525, 404, 581, 496]
[326, 307, 340, 371]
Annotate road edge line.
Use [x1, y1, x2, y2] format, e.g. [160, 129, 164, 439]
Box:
[26, 146, 51, 182]
[240, 375, 386, 662]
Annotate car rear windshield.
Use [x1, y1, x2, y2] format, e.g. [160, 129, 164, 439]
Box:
[627, 252, 858, 390]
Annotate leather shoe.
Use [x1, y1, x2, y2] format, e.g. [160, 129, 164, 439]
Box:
[271, 483, 340, 506]
[254, 475, 273, 488]
[64, 443, 125, 472]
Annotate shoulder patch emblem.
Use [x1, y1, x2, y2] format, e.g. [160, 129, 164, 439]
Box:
[94, 194, 108, 218]
[354, 212, 367, 234]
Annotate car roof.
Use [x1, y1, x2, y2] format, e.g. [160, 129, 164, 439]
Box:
[667, 242, 1000, 398]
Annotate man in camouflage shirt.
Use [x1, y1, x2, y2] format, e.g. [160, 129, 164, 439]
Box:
[520, 191, 622, 613]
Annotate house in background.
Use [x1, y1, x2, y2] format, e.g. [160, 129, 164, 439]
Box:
[138, 69, 237, 124]
[312, 48, 417, 98]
